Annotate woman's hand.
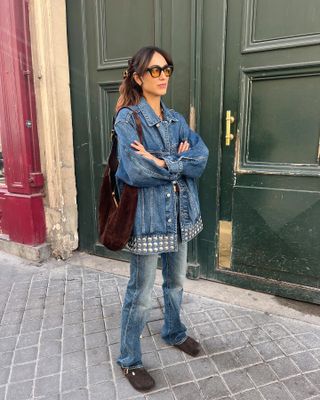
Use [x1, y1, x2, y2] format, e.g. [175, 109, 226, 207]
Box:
[131, 141, 167, 168]
[130, 139, 190, 168]
[178, 140, 190, 154]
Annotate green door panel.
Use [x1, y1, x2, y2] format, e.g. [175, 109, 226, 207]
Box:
[247, 72, 320, 166]
[232, 187, 320, 285]
[252, 0, 320, 41]
[217, 0, 320, 303]
[99, 0, 156, 59]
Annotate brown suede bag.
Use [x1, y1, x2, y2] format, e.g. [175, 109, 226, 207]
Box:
[98, 109, 143, 251]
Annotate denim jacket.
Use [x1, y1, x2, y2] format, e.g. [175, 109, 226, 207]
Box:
[114, 97, 209, 254]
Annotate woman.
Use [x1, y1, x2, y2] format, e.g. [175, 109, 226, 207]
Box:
[114, 46, 209, 391]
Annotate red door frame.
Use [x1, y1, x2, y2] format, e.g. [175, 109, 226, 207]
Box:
[0, 0, 46, 244]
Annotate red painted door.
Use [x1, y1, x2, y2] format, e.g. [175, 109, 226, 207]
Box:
[0, 0, 46, 244]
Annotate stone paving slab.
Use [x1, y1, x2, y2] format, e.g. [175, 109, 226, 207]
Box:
[0, 252, 320, 399]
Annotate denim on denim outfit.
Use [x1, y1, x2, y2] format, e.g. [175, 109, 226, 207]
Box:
[115, 97, 208, 369]
[114, 97, 209, 255]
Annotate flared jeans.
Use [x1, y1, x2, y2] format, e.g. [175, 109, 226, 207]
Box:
[117, 194, 188, 368]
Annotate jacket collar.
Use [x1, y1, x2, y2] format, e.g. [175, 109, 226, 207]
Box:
[138, 97, 178, 126]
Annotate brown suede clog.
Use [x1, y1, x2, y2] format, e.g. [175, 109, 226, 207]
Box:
[121, 366, 155, 391]
[173, 336, 201, 357]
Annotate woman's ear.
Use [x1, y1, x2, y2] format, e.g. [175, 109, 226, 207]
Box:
[133, 72, 143, 86]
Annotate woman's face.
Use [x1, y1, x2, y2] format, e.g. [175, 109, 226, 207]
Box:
[134, 52, 171, 98]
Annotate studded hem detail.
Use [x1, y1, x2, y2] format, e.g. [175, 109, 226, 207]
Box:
[127, 233, 178, 255]
[180, 216, 203, 243]
[126, 217, 203, 255]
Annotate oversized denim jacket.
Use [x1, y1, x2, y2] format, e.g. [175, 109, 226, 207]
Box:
[114, 97, 209, 255]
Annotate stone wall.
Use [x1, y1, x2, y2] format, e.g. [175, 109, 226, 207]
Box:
[29, 0, 78, 259]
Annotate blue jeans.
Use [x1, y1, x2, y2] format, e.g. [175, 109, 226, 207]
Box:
[117, 196, 188, 368]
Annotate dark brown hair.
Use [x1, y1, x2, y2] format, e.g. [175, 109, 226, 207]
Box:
[115, 46, 173, 111]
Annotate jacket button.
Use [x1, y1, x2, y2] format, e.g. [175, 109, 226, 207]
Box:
[167, 218, 172, 223]
[156, 123, 160, 128]
[166, 193, 171, 198]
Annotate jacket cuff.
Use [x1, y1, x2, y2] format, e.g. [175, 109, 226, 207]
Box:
[163, 156, 183, 174]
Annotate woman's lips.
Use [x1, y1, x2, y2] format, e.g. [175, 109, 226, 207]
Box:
[158, 84, 167, 88]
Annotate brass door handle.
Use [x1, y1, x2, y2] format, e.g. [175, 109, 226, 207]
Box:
[225, 110, 235, 146]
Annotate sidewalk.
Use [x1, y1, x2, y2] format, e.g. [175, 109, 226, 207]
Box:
[0, 250, 320, 400]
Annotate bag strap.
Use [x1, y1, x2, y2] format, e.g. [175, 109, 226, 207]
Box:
[131, 110, 143, 142]
[113, 106, 143, 142]
[108, 106, 143, 173]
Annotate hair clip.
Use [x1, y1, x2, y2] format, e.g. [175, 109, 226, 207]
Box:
[123, 69, 129, 79]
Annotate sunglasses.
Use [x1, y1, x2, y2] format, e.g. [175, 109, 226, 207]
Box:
[146, 64, 174, 78]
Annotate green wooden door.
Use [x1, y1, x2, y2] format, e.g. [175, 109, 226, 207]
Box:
[67, 0, 320, 303]
[66, 0, 205, 265]
[213, 0, 320, 303]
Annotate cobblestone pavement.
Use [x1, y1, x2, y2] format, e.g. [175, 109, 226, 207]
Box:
[0, 252, 320, 400]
